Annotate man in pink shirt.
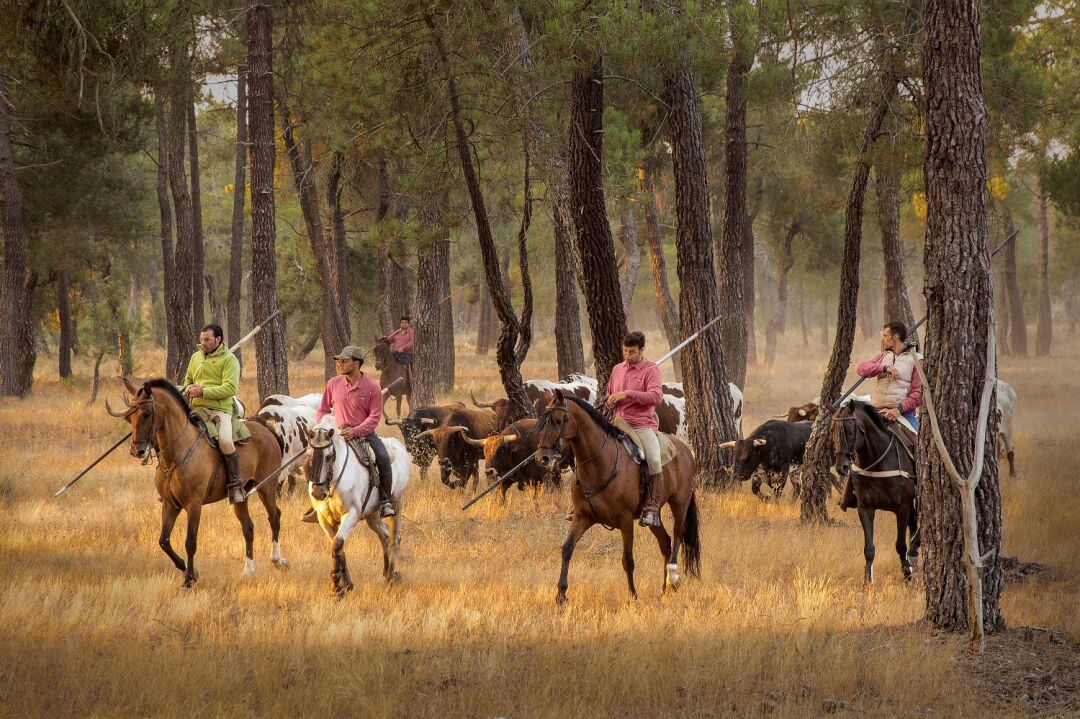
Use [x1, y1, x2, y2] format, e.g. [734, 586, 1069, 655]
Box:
[316, 345, 395, 518]
[605, 331, 666, 527]
[855, 321, 922, 431]
[384, 316, 414, 365]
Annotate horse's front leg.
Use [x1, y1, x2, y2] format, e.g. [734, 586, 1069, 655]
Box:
[858, 508, 876, 584]
[619, 522, 637, 600]
[183, 503, 203, 588]
[556, 514, 593, 604]
[159, 501, 186, 572]
[332, 508, 361, 596]
[895, 507, 912, 581]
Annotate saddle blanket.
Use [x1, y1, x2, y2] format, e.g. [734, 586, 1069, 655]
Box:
[613, 416, 679, 469]
[190, 407, 251, 446]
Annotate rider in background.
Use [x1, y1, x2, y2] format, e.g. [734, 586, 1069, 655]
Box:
[856, 321, 922, 432]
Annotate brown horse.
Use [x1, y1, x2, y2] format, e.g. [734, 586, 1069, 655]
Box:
[107, 378, 288, 588]
[371, 337, 411, 418]
[534, 391, 701, 603]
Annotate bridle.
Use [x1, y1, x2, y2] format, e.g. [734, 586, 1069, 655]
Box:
[307, 431, 349, 499]
[832, 407, 910, 478]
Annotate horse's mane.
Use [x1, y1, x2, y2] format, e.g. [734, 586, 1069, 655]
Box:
[564, 394, 621, 436]
[143, 378, 197, 424]
[851, 400, 888, 431]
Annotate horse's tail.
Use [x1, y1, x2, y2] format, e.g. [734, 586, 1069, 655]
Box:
[683, 491, 702, 579]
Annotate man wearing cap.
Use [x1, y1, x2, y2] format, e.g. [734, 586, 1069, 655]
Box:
[316, 346, 396, 518]
[384, 316, 414, 366]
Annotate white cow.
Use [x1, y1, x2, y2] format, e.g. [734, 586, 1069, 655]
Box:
[660, 381, 743, 437]
[996, 379, 1018, 477]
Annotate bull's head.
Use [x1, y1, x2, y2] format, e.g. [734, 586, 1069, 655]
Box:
[719, 437, 768, 481]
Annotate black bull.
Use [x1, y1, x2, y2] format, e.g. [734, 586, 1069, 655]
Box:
[720, 419, 812, 498]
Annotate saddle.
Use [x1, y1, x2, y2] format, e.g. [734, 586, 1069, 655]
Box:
[345, 437, 376, 468]
[612, 416, 679, 469]
[886, 421, 917, 463]
[188, 408, 251, 451]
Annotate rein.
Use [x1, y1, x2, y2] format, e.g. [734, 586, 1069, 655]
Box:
[834, 412, 913, 480]
[309, 438, 350, 498]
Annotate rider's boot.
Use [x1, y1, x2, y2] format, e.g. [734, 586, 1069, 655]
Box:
[224, 451, 246, 505]
[377, 466, 396, 518]
[639, 473, 665, 527]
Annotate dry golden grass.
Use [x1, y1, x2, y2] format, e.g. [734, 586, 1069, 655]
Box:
[0, 330, 1076, 717]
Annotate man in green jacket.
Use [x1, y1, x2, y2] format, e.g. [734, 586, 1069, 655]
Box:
[183, 323, 245, 504]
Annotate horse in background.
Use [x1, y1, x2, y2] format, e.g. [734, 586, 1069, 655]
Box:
[534, 391, 701, 603]
[107, 377, 287, 588]
[830, 401, 920, 583]
[372, 337, 411, 418]
[304, 418, 411, 597]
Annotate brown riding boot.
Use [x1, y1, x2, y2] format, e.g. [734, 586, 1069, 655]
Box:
[224, 452, 246, 505]
[639, 472, 665, 527]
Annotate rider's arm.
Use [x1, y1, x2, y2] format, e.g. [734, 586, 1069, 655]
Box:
[900, 369, 922, 413]
[200, 354, 240, 400]
[856, 352, 886, 378]
[624, 364, 663, 407]
[353, 383, 382, 436]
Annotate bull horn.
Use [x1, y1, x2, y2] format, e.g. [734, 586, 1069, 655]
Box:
[414, 429, 437, 439]
[384, 417, 402, 425]
[420, 417, 437, 426]
[461, 434, 487, 447]
[470, 391, 495, 408]
[771, 413, 787, 419]
[502, 434, 518, 443]
[753, 438, 767, 447]
[446, 425, 471, 434]
[718, 440, 737, 449]
[122, 376, 139, 395]
[105, 398, 129, 418]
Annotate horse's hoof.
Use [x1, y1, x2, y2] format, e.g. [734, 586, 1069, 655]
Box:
[385, 571, 402, 584]
[243, 559, 256, 577]
[183, 575, 197, 589]
[555, 592, 568, 605]
[273, 558, 290, 570]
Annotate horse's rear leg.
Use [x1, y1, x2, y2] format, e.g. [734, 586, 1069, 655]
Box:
[232, 500, 256, 575]
[389, 496, 404, 579]
[619, 523, 637, 600]
[895, 507, 912, 581]
[907, 503, 921, 568]
[159, 502, 186, 572]
[858, 508, 876, 584]
[556, 514, 593, 604]
[183, 504, 203, 588]
[257, 486, 288, 569]
[649, 521, 675, 594]
[365, 513, 394, 581]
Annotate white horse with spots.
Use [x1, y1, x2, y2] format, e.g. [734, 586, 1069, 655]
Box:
[303, 417, 411, 596]
[258, 401, 318, 494]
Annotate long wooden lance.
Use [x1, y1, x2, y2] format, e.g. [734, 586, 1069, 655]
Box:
[460, 453, 535, 512]
[54, 310, 284, 498]
[833, 230, 1018, 408]
[654, 314, 724, 367]
[242, 377, 404, 500]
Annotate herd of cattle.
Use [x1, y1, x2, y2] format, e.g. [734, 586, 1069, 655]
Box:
[254, 373, 1018, 501]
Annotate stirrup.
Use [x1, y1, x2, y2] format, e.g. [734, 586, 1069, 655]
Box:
[379, 501, 396, 518]
[227, 483, 246, 505]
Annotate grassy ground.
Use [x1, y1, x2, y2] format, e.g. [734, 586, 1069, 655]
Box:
[0, 330, 1076, 717]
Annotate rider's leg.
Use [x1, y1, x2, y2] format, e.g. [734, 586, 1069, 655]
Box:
[365, 434, 396, 518]
[211, 410, 245, 505]
[634, 428, 665, 527]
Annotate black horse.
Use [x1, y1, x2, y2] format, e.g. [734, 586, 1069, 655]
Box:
[830, 401, 920, 583]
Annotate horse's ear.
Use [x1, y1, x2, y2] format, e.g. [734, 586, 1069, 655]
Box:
[122, 376, 138, 395]
[554, 388, 565, 402]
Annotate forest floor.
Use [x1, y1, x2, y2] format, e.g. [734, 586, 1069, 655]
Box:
[0, 330, 1077, 717]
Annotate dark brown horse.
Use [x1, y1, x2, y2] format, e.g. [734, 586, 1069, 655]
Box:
[830, 401, 920, 583]
[372, 337, 411, 418]
[107, 378, 287, 588]
[534, 391, 701, 603]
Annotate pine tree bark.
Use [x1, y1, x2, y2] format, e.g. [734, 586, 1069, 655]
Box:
[553, 193, 585, 378]
[326, 150, 351, 344]
[476, 269, 494, 355]
[228, 66, 247, 364]
[375, 152, 412, 336]
[413, 205, 444, 407]
[799, 58, 899, 524]
[1000, 205, 1026, 355]
[718, 16, 754, 390]
[640, 140, 681, 381]
[618, 206, 643, 323]
[165, 42, 196, 383]
[154, 93, 176, 370]
[188, 100, 205, 330]
[247, 0, 289, 398]
[432, 191, 455, 392]
[568, 57, 627, 395]
[663, 64, 739, 488]
[57, 268, 73, 378]
[0, 72, 36, 397]
[764, 222, 798, 365]
[1035, 188, 1052, 356]
[876, 159, 915, 330]
[919, 0, 1003, 633]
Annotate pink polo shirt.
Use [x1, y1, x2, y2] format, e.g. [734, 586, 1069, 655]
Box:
[317, 373, 382, 436]
[388, 327, 414, 353]
[606, 358, 663, 430]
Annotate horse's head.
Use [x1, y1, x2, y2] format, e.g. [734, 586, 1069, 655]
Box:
[303, 423, 338, 500]
[829, 404, 859, 476]
[106, 380, 160, 459]
[371, 336, 392, 371]
[534, 390, 575, 470]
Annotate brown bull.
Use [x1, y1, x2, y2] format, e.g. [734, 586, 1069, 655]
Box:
[414, 407, 497, 489]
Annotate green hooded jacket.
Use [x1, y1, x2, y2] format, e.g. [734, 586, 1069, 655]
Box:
[182, 344, 241, 414]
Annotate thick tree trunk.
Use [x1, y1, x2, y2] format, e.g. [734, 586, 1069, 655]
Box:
[718, 17, 754, 390]
[618, 206, 643, 323]
[413, 206, 443, 407]
[228, 66, 247, 365]
[568, 57, 627, 395]
[326, 150, 352, 344]
[431, 14, 532, 418]
[876, 160, 916, 330]
[279, 99, 348, 378]
[919, 0, 1003, 634]
[165, 48, 196, 384]
[1035, 189, 1052, 356]
[799, 60, 898, 524]
[640, 140, 681, 359]
[476, 269, 495, 355]
[744, 213, 758, 366]
[154, 93, 176, 369]
[553, 196, 585, 378]
[432, 192, 456, 392]
[247, 0, 289, 398]
[375, 152, 412, 336]
[57, 268, 73, 378]
[1000, 205, 1026, 355]
[188, 100, 205, 331]
[764, 222, 798, 365]
[663, 64, 739, 488]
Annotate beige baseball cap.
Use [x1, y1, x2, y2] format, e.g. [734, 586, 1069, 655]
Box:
[333, 346, 365, 362]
